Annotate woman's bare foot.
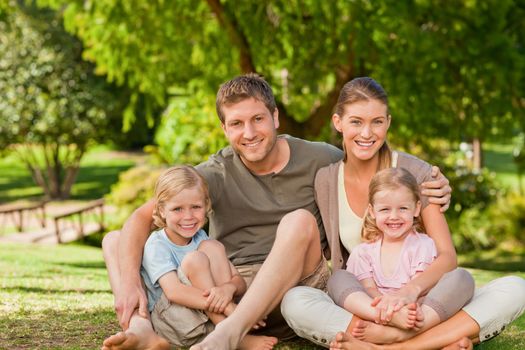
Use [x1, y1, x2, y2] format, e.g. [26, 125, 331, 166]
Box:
[329, 331, 378, 350]
[239, 335, 278, 350]
[441, 337, 473, 350]
[388, 303, 419, 330]
[101, 330, 169, 350]
[351, 319, 413, 344]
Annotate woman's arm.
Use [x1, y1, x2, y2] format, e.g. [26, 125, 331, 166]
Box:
[372, 204, 456, 323]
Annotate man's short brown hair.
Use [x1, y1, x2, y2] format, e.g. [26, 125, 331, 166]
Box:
[216, 73, 277, 123]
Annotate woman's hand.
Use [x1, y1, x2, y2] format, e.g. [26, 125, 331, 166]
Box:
[370, 284, 421, 325]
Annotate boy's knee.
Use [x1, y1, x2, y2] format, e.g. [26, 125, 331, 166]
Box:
[198, 239, 225, 255]
[102, 230, 120, 254]
[181, 251, 210, 274]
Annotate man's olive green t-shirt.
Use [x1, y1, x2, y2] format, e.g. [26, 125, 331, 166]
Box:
[196, 135, 343, 266]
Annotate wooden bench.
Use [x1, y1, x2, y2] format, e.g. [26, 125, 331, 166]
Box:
[0, 199, 47, 233]
[52, 198, 105, 243]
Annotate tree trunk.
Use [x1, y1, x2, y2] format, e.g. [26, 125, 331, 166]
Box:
[472, 138, 482, 171]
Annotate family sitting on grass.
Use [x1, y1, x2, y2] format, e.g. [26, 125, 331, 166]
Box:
[101, 74, 525, 350]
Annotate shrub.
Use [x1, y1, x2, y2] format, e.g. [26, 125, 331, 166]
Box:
[105, 165, 165, 230]
[451, 191, 525, 252]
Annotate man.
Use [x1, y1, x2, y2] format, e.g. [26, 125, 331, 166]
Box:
[102, 74, 450, 350]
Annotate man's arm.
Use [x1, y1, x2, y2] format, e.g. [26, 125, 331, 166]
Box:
[115, 199, 155, 330]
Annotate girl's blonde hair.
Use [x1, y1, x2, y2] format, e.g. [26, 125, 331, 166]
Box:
[152, 165, 211, 228]
[334, 77, 392, 170]
[361, 167, 423, 242]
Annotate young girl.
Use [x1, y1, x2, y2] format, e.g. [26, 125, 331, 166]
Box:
[140, 165, 277, 350]
[343, 167, 452, 341]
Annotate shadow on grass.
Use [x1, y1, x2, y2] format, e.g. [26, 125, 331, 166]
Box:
[54, 261, 107, 269]
[2, 286, 110, 294]
[459, 249, 525, 272]
[0, 308, 119, 350]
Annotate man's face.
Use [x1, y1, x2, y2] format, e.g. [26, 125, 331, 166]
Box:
[221, 97, 279, 167]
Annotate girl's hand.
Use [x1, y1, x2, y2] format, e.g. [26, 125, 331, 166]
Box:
[203, 283, 236, 314]
[370, 285, 420, 324]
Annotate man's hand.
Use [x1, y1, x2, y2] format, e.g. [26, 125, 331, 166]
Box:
[421, 166, 452, 212]
[114, 280, 148, 330]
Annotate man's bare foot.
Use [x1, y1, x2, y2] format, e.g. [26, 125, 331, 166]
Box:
[441, 337, 473, 350]
[329, 331, 378, 350]
[101, 330, 169, 350]
[239, 335, 278, 350]
[388, 303, 419, 330]
[351, 319, 413, 344]
[189, 321, 243, 350]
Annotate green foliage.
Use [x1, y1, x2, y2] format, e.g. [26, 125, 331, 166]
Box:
[105, 165, 164, 229]
[0, 2, 123, 198]
[149, 87, 228, 165]
[36, 0, 525, 151]
[452, 191, 525, 252]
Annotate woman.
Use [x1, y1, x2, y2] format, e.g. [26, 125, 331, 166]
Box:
[281, 77, 525, 349]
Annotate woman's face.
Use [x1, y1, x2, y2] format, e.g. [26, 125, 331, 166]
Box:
[333, 99, 390, 162]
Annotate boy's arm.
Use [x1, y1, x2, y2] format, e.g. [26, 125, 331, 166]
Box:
[115, 199, 155, 330]
[158, 271, 216, 310]
[204, 262, 246, 313]
[229, 262, 247, 296]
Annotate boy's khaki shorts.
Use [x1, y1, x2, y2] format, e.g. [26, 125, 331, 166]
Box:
[150, 269, 214, 348]
[151, 256, 330, 344]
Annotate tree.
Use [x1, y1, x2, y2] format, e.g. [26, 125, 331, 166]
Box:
[37, 0, 525, 164]
[0, 1, 121, 199]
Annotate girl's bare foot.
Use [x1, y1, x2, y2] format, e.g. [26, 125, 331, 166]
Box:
[388, 303, 419, 330]
[239, 335, 278, 350]
[351, 319, 413, 344]
[441, 337, 473, 350]
[101, 330, 169, 350]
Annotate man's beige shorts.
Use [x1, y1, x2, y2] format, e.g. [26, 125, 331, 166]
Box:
[150, 269, 214, 348]
[236, 255, 330, 291]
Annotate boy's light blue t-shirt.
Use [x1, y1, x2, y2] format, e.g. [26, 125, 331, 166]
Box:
[140, 228, 209, 312]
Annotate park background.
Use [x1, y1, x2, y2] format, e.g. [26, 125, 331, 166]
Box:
[0, 0, 524, 349]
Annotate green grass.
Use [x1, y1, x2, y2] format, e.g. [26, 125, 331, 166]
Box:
[0, 145, 139, 203]
[483, 143, 522, 191]
[0, 243, 523, 349]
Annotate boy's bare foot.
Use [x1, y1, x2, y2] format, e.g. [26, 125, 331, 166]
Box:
[329, 331, 378, 350]
[189, 321, 243, 350]
[101, 330, 169, 350]
[239, 335, 278, 350]
[441, 337, 473, 350]
[388, 303, 419, 330]
[351, 319, 412, 344]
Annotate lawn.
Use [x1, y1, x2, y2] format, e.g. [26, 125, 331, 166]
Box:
[0, 145, 141, 203]
[0, 242, 523, 350]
